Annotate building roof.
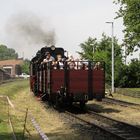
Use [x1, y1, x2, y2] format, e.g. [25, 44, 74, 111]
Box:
[0, 59, 23, 66]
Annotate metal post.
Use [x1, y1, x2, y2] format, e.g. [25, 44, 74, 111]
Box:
[106, 22, 114, 93]
[90, 43, 94, 60]
[111, 22, 114, 93]
[64, 50, 68, 58]
[22, 108, 28, 140]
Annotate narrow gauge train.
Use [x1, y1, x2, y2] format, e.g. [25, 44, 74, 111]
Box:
[30, 46, 105, 107]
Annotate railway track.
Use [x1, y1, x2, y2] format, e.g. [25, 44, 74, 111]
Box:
[103, 97, 140, 109]
[65, 107, 140, 140]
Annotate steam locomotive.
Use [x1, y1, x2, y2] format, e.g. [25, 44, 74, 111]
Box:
[30, 46, 105, 107]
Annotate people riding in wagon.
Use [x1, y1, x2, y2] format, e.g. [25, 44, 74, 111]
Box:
[55, 54, 64, 69]
[67, 55, 76, 69]
[41, 51, 55, 65]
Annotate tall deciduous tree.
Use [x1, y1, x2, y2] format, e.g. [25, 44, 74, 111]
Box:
[78, 37, 98, 60]
[78, 34, 123, 86]
[115, 0, 140, 53]
[0, 44, 18, 60]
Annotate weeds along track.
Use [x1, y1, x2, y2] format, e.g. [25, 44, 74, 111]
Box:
[115, 89, 140, 98]
[103, 97, 140, 109]
[0, 79, 22, 85]
[0, 95, 49, 140]
[65, 107, 140, 140]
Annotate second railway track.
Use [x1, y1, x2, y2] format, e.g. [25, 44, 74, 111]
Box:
[103, 97, 140, 109]
[65, 107, 140, 140]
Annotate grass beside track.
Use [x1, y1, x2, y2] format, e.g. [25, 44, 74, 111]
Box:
[0, 79, 86, 140]
[106, 93, 140, 105]
[0, 80, 41, 140]
[0, 79, 29, 98]
[106, 87, 140, 103]
[116, 88, 140, 98]
[1, 80, 139, 140]
[128, 88, 140, 92]
[0, 97, 12, 140]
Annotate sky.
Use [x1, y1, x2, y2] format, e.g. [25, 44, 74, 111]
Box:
[0, 0, 139, 61]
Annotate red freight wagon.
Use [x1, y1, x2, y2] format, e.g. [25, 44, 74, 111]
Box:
[30, 46, 105, 107]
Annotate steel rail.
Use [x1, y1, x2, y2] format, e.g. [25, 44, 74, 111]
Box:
[65, 108, 140, 140]
[88, 110, 140, 137]
[103, 97, 140, 109]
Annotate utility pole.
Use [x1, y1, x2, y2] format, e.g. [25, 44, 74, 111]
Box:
[106, 22, 114, 93]
[22, 52, 24, 60]
[89, 43, 94, 60]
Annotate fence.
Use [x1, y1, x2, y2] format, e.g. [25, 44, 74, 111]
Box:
[0, 95, 49, 140]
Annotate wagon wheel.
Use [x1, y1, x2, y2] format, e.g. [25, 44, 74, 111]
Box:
[65, 99, 72, 108]
[68, 100, 73, 107]
[55, 92, 63, 108]
[80, 101, 85, 109]
[41, 93, 48, 101]
[96, 95, 102, 101]
[55, 94, 60, 108]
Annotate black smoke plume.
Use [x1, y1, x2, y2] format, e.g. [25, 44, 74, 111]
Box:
[6, 12, 56, 45]
[5, 12, 56, 58]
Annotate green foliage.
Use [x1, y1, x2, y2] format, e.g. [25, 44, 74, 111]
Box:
[78, 34, 140, 87]
[21, 59, 30, 74]
[78, 34, 123, 85]
[119, 59, 140, 87]
[78, 37, 98, 60]
[0, 44, 18, 60]
[115, 0, 140, 53]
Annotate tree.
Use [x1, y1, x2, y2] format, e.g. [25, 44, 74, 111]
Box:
[78, 34, 123, 86]
[0, 44, 18, 60]
[78, 37, 98, 60]
[115, 0, 140, 54]
[119, 59, 140, 87]
[21, 59, 30, 74]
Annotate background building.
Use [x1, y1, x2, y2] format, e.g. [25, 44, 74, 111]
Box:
[0, 68, 11, 82]
[0, 59, 23, 77]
